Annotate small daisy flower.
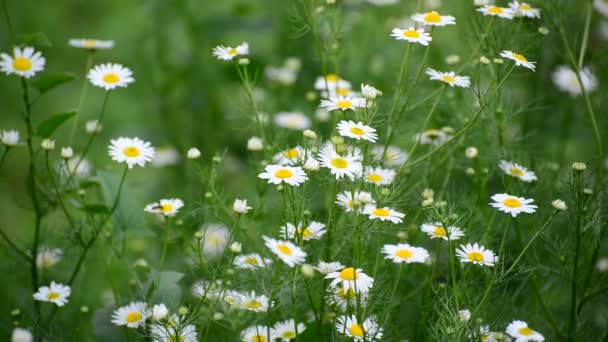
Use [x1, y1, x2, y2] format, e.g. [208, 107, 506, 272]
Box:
[360, 84, 382, 99]
[234, 253, 272, 270]
[506, 320, 545, 341]
[499, 160, 537, 182]
[416, 129, 449, 147]
[87, 63, 134, 90]
[329, 285, 369, 310]
[33, 282, 71, 306]
[111, 302, 149, 328]
[144, 198, 184, 217]
[263, 236, 307, 267]
[36, 248, 63, 269]
[421, 222, 465, 241]
[337, 120, 378, 142]
[1, 130, 20, 146]
[315, 260, 345, 274]
[279, 221, 327, 241]
[426, 68, 471, 87]
[108, 137, 155, 169]
[271, 319, 306, 342]
[314, 74, 351, 92]
[335, 315, 383, 341]
[390, 27, 432, 45]
[200, 224, 230, 258]
[11, 328, 33, 342]
[477, 325, 500, 342]
[364, 166, 396, 186]
[273, 146, 312, 165]
[552, 66, 598, 96]
[318, 145, 362, 180]
[412, 11, 456, 26]
[233, 198, 252, 214]
[500, 51, 536, 71]
[258, 164, 308, 186]
[241, 291, 269, 312]
[382, 243, 430, 264]
[150, 319, 197, 342]
[69, 38, 114, 50]
[456, 243, 496, 267]
[363, 205, 405, 224]
[490, 193, 537, 217]
[274, 112, 311, 130]
[477, 5, 516, 19]
[0, 47, 45, 78]
[335, 191, 376, 213]
[326, 267, 374, 294]
[320, 97, 366, 112]
[241, 325, 271, 342]
[509, 1, 541, 18]
[373, 145, 408, 167]
[212, 42, 249, 60]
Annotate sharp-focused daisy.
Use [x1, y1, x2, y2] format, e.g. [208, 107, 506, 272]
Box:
[456, 243, 496, 267]
[490, 193, 537, 217]
[1, 130, 20, 146]
[279, 221, 327, 241]
[88, 63, 134, 90]
[272, 146, 312, 165]
[326, 267, 374, 293]
[69, 38, 114, 50]
[390, 27, 432, 45]
[382, 243, 430, 264]
[373, 145, 408, 167]
[477, 5, 516, 19]
[234, 253, 272, 270]
[33, 282, 71, 306]
[0, 47, 45, 78]
[36, 248, 63, 269]
[274, 112, 311, 130]
[111, 302, 149, 328]
[150, 320, 197, 342]
[335, 315, 383, 341]
[509, 1, 541, 18]
[315, 260, 345, 274]
[320, 97, 366, 112]
[241, 325, 271, 342]
[271, 319, 306, 342]
[335, 191, 376, 213]
[426, 68, 471, 87]
[364, 166, 396, 186]
[500, 51, 536, 71]
[240, 291, 269, 312]
[415, 129, 449, 147]
[337, 120, 378, 142]
[258, 164, 308, 186]
[499, 160, 537, 182]
[144, 198, 184, 216]
[363, 205, 405, 224]
[421, 222, 465, 241]
[108, 137, 155, 168]
[412, 11, 456, 26]
[506, 320, 545, 341]
[318, 145, 362, 180]
[552, 65, 598, 96]
[263, 236, 307, 267]
[212, 42, 249, 60]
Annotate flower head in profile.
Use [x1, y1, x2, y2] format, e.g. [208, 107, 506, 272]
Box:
[360, 84, 382, 99]
[499, 160, 537, 182]
[263, 236, 307, 267]
[241, 325, 271, 342]
[335, 315, 383, 341]
[490, 193, 537, 217]
[373, 145, 408, 167]
[416, 129, 450, 147]
[1, 130, 20, 146]
[412, 11, 456, 26]
[234, 253, 272, 270]
[506, 320, 544, 341]
[390, 27, 432, 45]
[456, 243, 496, 267]
[279, 221, 327, 241]
[314, 74, 351, 94]
[144, 198, 184, 216]
[426, 68, 470, 87]
[213, 42, 249, 60]
[271, 319, 306, 342]
[364, 166, 396, 186]
[233, 198, 252, 214]
[509, 1, 541, 19]
[36, 248, 63, 269]
[88, 63, 134, 90]
[382, 243, 430, 264]
[476, 5, 516, 19]
[111, 302, 149, 328]
[552, 66, 597, 96]
[363, 205, 405, 224]
[274, 112, 311, 130]
[69, 38, 114, 50]
[337, 120, 378, 142]
[315, 260, 345, 274]
[320, 97, 366, 112]
[0, 47, 45, 78]
[33, 282, 71, 306]
[109, 137, 155, 169]
[421, 222, 465, 241]
[318, 145, 362, 180]
[500, 51, 536, 71]
[335, 191, 375, 213]
[326, 267, 374, 294]
[258, 164, 308, 186]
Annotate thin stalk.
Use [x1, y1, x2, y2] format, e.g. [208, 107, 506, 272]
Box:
[0, 226, 32, 261]
[69, 52, 95, 144]
[158, 216, 171, 271]
[1, 0, 14, 46]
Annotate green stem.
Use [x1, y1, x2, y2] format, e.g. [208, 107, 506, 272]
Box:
[0, 226, 32, 261]
[69, 52, 95, 144]
[568, 208, 583, 339]
[1, 0, 14, 46]
[159, 216, 171, 271]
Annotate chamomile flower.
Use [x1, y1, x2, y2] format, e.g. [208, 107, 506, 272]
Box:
[506, 320, 544, 341]
[477, 5, 516, 19]
[426, 68, 471, 87]
[212, 42, 249, 60]
[421, 222, 465, 240]
[509, 1, 541, 18]
[337, 120, 378, 142]
[273, 146, 310, 165]
[320, 97, 366, 112]
[315, 261, 345, 274]
[314, 74, 351, 92]
[234, 253, 272, 270]
[499, 160, 537, 182]
[241, 292, 269, 312]
[416, 129, 449, 147]
[69, 39, 114, 50]
[150, 320, 197, 342]
[88, 63, 134, 90]
[108, 137, 155, 168]
[326, 267, 374, 294]
[274, 112, 311, 130]
[335, 191, 376, 213]
[263, 236, 307, 267]
[500, 51, 536, 71]
[258, 164, 308, 186]
[0, 47, 45, 78]
[318, 145, 362, 180]
[241, 325, 271, 342]
[233, 198, 252, 214]
[279, 221, 327, 241]
[363, 205, 405, 224]
[364, 166, 396, 186]
[360, 84, 382, 99]
[200, 224, 230, 258]
[1, 130, 20, 146]
[329, 286, 369, 310]
[412, 11, 456, 26]
[373, 145, 408, 167]
[111, 302, 149, 328]
[33, 282, 71, 306]
[552, 66, 598, 96]
[144, 198, 184, 216]
[390, 27, 432, 45]
[490, 193, 537, 217]
[11, 328, 33, 342]
[456, 243, 496, 267]
[36, 248, 63, 269]
[477, 325, 500, 342]
[382, 243, 430, 264]
[271, 319, 306, 342]
[335, 315, 383, 341]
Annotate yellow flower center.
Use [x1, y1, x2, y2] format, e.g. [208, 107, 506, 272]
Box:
[349, 324, 365, 337]
[367, 173, 382, 183]
[337, 88, 350, 96]
[509, 167, 524, 177]
[488, 6, 504, 14]
[372, 208, 390, 217]
[468, 252, 485, 262]
[275, 169, 293, 179]
[282, 331, 296, 338]
[252, 336, 266, 342]
[403, 30, 420, 38]
[123, 146, 140, 157]
[520, 4, 531, 10]
[103, 73, 120, 83]
[83, 40, 97, 48]
[245, 300, 262, 309]
[297, 227, 313, 238]
[518, 327, 534, 336]
[244, 257, 259, 265]
[424, 11, 441, 23]
[503, 198, 522, 208]
[126, 311, 143, 323]
[228, 48, 238, 56]
[283, 148, 299, 159]
[338, 287, 356, 299]
[326, 74, 339, 82]
[396, 249, 413, 259]
[441, 75, 456, 83]
[340, 267, 358, 280]
[168, 335, 185, 342]
[336, 100, 353, 109]
[160, 203, 174, 212]
[425, 129, 441, 139]
[47, 292, 60, 300]
[13, 57, 32, 71]
[433, 226, 447, 237]
[513, 53, 528, 62]
[350, 127, 365, 135]
[277, 244, 292, 255]
[331, 158, 348, 169]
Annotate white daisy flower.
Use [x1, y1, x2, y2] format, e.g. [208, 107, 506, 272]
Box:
[272, 146, 313, 165]
[151, 146, 180, 168]
[108, 137, 155, 169]
[271, 319, 306, 342]
[335, 191, 376, 213]
[274, 112, 311, 130]
[150, 319, 197, 342]
[0, 47, 45, 78]
[36, 248, 63, 269]
[412, 11, 456, 26]
[329, 286, 369, 310]
[337, 120, 378, 142]
[421, 222, 465, 241]
[69, 39, 114, 50]
[364, 166, 396, 185]
[33, 282, 71, 307]
[234, 253, 272, 270]
[415, 129, 449, 147]
[478, 325, 500, 342]
[335, 315, 383, 341]
[509, 1, 541, 18]
[258, 164, 308, 186]
[319, 97, 366, 112]
[144, 198, 184, 216]
[279, 221, 327, 241]
[263, 236, 307, 267]
[241, 325, 271, 342]
[506, 320, 545, 341]
[223, 290, 246, 306]
[366, 0, 399, 5]
[326, 267, 374, 294]
[212, 42, 249, 60]
[241, 291, 269, 312]
[456, 243, 497, 267]
[499, 160, 537, 182]
[87, 63, 134, 90]
[426, 68, 470, 87]
[318, 145, 362, 180]
[363, 205, 405, 224]
[390, 27, 432, 45]
[314, 74, 351, 92]
[477, 5, 516, 19]
[595, 0, 608, 17]
[373, 145, 408, 167]
[382, 243, 430, 264]
[266, 65, 298, 86]
[1, 130, 20, 146]
[151, 304, 168, 320]
[490, 193, 537, 217]
[552, 65, 598, 96]
[191, 280, 225, 300]
[360, 84, 382, 99]
[200, 224, 230, 258]
[11, 328, 33, 342]
[500, 51, 536, 71]
[59, 155, 92, 178]
[315, 260, 345, 274]
[247, 136, 264, 151]
[111, 302, 149, 328]
[233, 198, 252, 214]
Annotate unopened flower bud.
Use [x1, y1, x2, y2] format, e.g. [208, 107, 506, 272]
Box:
[187, 148, 201, 159]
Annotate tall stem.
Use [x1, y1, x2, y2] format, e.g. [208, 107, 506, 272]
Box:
[159, 216, 171, 271]
[69, 52, 95, 144]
